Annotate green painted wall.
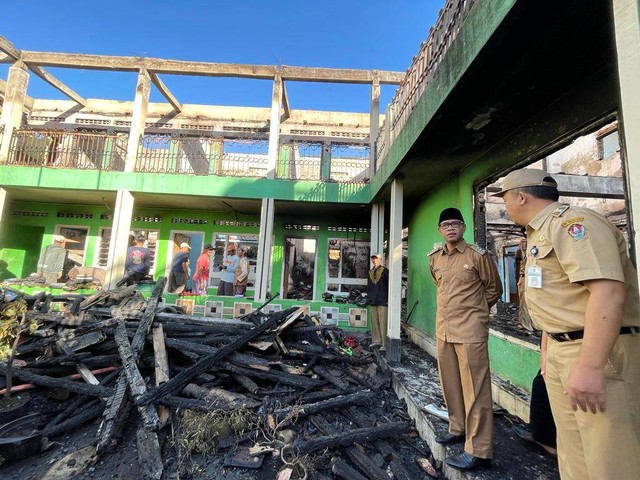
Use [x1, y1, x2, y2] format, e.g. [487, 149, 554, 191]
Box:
[1, 200, 371, 303]
[488, 335, 540, 391]
[0, 167, 370, 205]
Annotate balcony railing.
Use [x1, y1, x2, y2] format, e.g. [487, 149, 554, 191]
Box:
[278, 142, 370, 183]
[7, 129, 128, 170]
[5, 129, 370, 183]
[376, 0, 477, 169]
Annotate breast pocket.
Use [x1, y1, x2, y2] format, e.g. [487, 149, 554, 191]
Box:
[535, 245, 564, 280]
[454, 267, 477, 283]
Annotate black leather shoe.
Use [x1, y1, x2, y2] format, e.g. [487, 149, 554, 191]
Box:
[446, 452, 492, 471]
[435, 432, 465, 445]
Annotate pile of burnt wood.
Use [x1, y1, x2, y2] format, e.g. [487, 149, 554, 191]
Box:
[0, 279, 438, 479]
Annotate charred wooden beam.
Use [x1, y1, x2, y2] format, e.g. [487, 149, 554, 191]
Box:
[114, 322, 159, 430]
[56, 338, 100, 385]
[295, 421, 410, 455]
[331, 457, 368, 480]
[182, 384, 260, 410]
[163, 337, 270, 371]
[273, 390, 372, 423]
[0, 363, 113, 397]
[97, 278, 166, 450]
[311, 414, 389, 480]
[312, 365, 349, 390]
[222, 363, 324, 390]
[138, 307, 298, 405]
[137, 427, 163, 480]
[41, 401, 105, 438]
[152, 324, 171, 429]
[233, 374, 259, 395]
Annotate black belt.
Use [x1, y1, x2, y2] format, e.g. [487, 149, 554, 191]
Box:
[548, 326, 639, 342]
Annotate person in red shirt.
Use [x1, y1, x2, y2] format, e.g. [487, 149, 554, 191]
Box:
[193, 243, 214, 295]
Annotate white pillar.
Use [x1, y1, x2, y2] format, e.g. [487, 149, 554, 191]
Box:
[0, 187, 7, 240]
[125, 69, 150, 173]
[0, 62, 29, 162]
[369, 71, 380, 179]
[370, 202, 385, 255]
[254, 197, 275, 302]
[613, 0, 640, 278]
[266, 74, 283, 179]
[386, 177, 403, 362]
[104, 190, 135, 289]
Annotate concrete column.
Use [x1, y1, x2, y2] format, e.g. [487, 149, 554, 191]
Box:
[0, 62, 29, 163]
[266, 74, 283, 179]
[125, 69, 151, 173]
[613, 0, 640, 274]
[370, 202, 385, 255]
[386, 177, 403, 363]
[104, 189, 135, 289]
[321, 141, 331, 181]
[369, 71, 380, 179]
[254, 197, 275, 302]
[0, 187, 7, 242]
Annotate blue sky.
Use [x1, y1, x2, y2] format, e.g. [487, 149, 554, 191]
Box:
[2, 1, 441, 113]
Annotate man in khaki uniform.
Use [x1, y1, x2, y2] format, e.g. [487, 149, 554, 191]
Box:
[496, 168, 640, 480]
[429, 208, 502, 471]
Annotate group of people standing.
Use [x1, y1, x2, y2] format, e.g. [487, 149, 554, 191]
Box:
[122, 238, 249, 296]
[427, 168, 639, 479]
[166, 242, 248, 296]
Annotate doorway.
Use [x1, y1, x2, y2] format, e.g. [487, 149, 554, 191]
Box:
[283, 237, 317, 300]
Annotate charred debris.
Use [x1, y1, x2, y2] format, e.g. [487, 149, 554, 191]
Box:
[0, 279, 438, 479]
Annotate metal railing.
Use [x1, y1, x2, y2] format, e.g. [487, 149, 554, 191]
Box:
[277, 142, 323, 181]
[136, 135, 269, 177]
[376, 0, 477, 168]
[7, 129, 128, 170]
[6, 129, 370, 183]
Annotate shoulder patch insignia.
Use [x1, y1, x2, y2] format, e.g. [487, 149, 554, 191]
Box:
[551, 205, 570, 217]
[469, 244, 487, 255]
[561, 217, 584, 228]
[428, 242, 443, 256]
[567, 223, 588, 241]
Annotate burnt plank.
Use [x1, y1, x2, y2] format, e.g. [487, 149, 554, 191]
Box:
[295, 421, 410, 455]
[331, 458, 368, 480]
[273, 390, 373, 423]
[114, 322, 159, 430]
[312, 365, 349, 390]
[310, 414, 389, 480]
[138, 307, 298, 405]
[137, 427, 163, 480]
[0, 363, 113, 397]
[152, 324, 171, 429]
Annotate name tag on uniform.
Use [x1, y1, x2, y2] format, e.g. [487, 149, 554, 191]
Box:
[527, 266, 542, 288]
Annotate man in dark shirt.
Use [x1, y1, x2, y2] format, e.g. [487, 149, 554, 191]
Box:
[367, 253, 389, 351]
[169, 242, 191, 293]
[123, 234, 151, 285]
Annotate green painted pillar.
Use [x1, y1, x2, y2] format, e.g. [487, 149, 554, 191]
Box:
[321, 142, 331, 181]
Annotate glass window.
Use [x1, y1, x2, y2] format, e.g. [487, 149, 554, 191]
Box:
[599, 130, 619, 159]
[326, 239, 370, 294]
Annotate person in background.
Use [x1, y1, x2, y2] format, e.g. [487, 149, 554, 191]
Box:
[193, 243, 214, 295]
[217, 244, 238, 296]
[169, 242, 191, 293]
[515, 236, 534, 332]
[234, 246, 249, 297]
[366, 253, 389, 351]
[496, 167, 640, 479]
[429, 207, 502, 471]
[37, 235, 68, 284]
[122, 233, 151, 286]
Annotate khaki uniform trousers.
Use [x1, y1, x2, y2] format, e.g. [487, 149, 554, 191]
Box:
[545, 334, 640, 479]
[517, 276, 533, 331]
[370, 305, 388, 347]
[436, 338, 493, 458]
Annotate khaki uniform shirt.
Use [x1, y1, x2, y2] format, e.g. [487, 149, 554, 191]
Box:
[429, 240, 503, 343]
[525, 202, 640, 333]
